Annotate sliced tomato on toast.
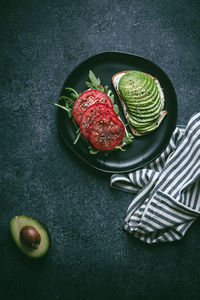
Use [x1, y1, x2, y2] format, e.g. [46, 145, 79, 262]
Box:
[88, 112, 125, 151]
[80, 103, 117, 138]
[72, 89, 113, 124]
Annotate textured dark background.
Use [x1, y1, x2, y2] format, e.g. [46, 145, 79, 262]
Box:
[1, 0, 200, 299]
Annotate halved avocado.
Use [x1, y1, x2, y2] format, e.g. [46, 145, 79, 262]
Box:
[10, 215, 50, 258]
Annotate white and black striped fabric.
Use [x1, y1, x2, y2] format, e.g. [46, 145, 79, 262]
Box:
[110, 113, 200, 243]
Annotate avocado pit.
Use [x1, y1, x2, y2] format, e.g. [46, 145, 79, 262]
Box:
[20, 226, 41, 249]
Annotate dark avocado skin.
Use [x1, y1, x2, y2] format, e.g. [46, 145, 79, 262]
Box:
[118, 71, 162, 132]
[10, 215, 50, 258]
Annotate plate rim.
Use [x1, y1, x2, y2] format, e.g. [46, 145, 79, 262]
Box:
[57, 51, 178, 174]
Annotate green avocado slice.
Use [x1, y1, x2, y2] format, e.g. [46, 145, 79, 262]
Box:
[125, 93, 161, 125]
[126, 94, 161, 111]
[126, 92, 161, 112]
[137, 121, 159, 133]
[118, 71, 164, 133]
[119, 72, 158, 103]
[10, 215, 50, 258]
[129, 112, 160, 124]
[129, 103, 162, 120]
[125, 79, 158, 103]
[128, 96, 162, 114]
[119, 72, 148, 97]
[119, 74, 161, 112]
[129, 115, 159, 128]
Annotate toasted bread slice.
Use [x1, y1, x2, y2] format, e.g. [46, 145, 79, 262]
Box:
[112, 71, 167, 136]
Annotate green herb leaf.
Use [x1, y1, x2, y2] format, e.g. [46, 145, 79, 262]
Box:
[95, 86, 104, 91]
[88, 145, 99, 155]
[123, 135, 134, 145]
[103, 85, 109, 94]
[68, 111, 73, 118]
[114, 145, 126, 152]
[65, 87, 79, 96]
[85, 81, 94, 89]
[54, 103, 73, 118]
[69, 93, 78, 100]
[54, 103, 69, 111]
[113, 104, 119, 115]
[123, 127, 134, 145]
[73, 128, 82, 145]
[109, 94, 115, 103]
[59, 96, 74, 106]
[88, 70, 101, 87]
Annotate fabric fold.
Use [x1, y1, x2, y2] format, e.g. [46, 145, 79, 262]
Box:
[110, 113, 200, 243]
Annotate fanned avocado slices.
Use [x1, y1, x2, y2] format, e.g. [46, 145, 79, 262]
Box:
[112, 70, 167, 136]
[10, 215, 50, 258]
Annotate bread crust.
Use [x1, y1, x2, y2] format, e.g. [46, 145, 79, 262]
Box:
[112, 71, 167, 136]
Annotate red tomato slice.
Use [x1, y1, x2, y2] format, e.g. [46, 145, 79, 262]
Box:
[72, 89, 113, 124]
[88, 112, 125, 151]
[80, 103, 117, 138]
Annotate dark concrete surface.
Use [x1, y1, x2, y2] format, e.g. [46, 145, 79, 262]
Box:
[1, 0, 200, 299]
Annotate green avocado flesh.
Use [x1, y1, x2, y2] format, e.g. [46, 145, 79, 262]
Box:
[118, 71, 163, 133]
[10, 215, 50, 258]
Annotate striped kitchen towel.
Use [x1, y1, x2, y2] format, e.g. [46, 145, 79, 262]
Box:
[110, 113, 200, 243]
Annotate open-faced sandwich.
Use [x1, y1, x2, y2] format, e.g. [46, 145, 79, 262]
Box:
[112, 71, 167, 136]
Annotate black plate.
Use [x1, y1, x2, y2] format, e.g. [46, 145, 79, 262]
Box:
[57, 52, 177, 173]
